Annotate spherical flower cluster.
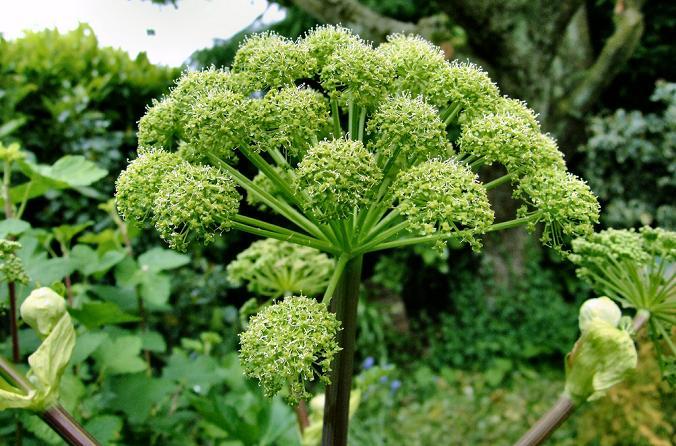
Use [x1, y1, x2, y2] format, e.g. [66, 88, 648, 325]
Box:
[458, 111, 565, 175]
[439, 61, 500, 117]
[232, 32, 314, 90]
[226, 238, 335, 297]
[367, 94, 449, 166]
[301, 25, 362, 70]
[239, 295, 341, 405]
[184, 89, 252, 162]
[515, 169, 599, 248]
[256, 86, 331, 156]
[320, 40, 394, 108]
[115, 149, 183, 223]
[0, 239, 29, 285]
[393, 159, 494, 250]
[137, 97, 179, 150]
[377, 34, 449, 107]
[153, 162, 241, 251]
[298, 139, 382, 222]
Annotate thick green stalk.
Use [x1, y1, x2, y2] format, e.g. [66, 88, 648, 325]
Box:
[322, 255, 363, 446]
[230, 221, 339, 255]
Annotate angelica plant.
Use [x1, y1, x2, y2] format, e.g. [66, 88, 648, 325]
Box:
[115, 26, 599, 445]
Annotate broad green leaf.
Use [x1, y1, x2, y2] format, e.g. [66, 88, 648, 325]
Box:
[70, 302, 140, 329]
[140, 272, 171, 309]
[139, 330, 166, 353]
[85, 415, 123, 445]
[108, 373, 176, 424]
[25, 256, 74, 286]
[87, 249, 126, 275]
[0, 219, 30, 237]
[94, 335, 146, 375]
[90, 284, 137, 312]
[70, 331, 108, 364]
[162, 350, 228, 394]
[30, 155, 107, 187]
[138, 247, 190, 273]
[54, 222, 93, 248]
[114, 256, 140, 287]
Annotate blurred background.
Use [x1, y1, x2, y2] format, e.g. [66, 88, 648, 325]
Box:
[0, 0, 674, 444]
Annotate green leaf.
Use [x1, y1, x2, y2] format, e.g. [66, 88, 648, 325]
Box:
[0, 219, 30, 237]
[108, 373, 176, 424]
[85, 415, 123, 445]
[54, 222, 93, 248]
[0, 117, 27, 138]
[31, 155, 107, 187]
[70, 302, 140, 329]
[138, 247, 190, 273]
[140, 272, 171, 309]
[94, 335, 147, 375]
[162, 350, 228, 394]
[70, 331, 108, 364]
[25, 256, 74, 285]
[139, 330, 167, 353]
[90, 284, 137, 312]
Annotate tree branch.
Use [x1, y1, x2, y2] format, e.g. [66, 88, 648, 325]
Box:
[289, 0, 445, 41]
[558, 0, 645, 117]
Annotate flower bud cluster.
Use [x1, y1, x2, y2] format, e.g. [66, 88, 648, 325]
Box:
[232, 32, 314, 90]
[297, 139, 382, 222]
[239, 295, 341, 405]
[153, 162, 240, 251]
[439, 61, 500, 116]
[515, 169, 599, 249]
[0, 240, 29, 285]
[226, 238, 335, 297]
[367, 94, 449, 166]
[393, 159, 494, 250]
[377, 34, 449, 108]
[301, 25, 361, 70]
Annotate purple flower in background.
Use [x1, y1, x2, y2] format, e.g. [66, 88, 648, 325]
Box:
[379, 375, 389, 384]
[390, 379, 402, 392]
[362, 356, 375, 370]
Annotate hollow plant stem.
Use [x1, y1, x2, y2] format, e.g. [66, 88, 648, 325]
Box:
[0, 357, 100, 446]
[322, 255, 363, 446]
[513, 311, 651, 446]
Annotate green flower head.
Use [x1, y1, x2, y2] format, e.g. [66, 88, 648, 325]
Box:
[438, 61, 500, 117]
[226, 238, 335, 297]
[516, 169, 600, 249]
[184, 89, 252, 162]
[297, 139, 382, 222]
[377, 34, 449, 108]
[301, 25, 361, 71]
[393, 159, 494, 250]
[367, 94, 450, 166]
[0, 240, 29, 285]
[137, 97, 179, 150]
[256, 86, 331, 156]
[239, 295, 341, 405]
[232, 31, 314, 90]
[115, 148, 183, 224]
[564, 318, 637, 404]
[153, 162, 241, 251]
[320, 40, 394, 108]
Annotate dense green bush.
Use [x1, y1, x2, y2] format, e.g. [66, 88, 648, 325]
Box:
[0, 25, 179, 221]
[580, 81, 675, 229]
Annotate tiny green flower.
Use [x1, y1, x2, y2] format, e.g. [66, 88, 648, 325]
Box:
[297, 139, 382, 222]
[301, 25, 361, 72]
[393, 159, 494, 250]
[232, 31, 314, 90]
[115, 148, 183, 224]
[0, 142, 25, 163]
[0, 239, 29, 285]
[367, 94, 450, 167]
[515, 169, 600, 249]
[137, 97, 179, 150]
[226, 238, 335, 297]
[437, 61, 500, 117]
[239, 295, 341, 405]
[152, 162, 241, 251]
